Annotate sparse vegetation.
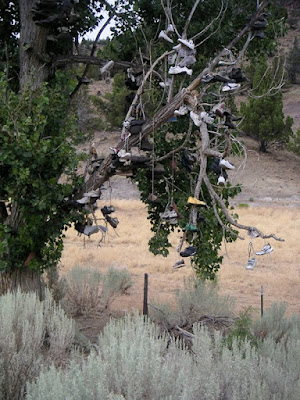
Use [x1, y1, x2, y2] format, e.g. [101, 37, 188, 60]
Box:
[64, 266, 133, 317]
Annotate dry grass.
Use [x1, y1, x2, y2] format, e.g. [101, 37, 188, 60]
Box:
[60, 200, 300, 316]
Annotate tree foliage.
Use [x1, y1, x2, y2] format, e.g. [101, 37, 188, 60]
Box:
[0, 73, 85, 272]
[240, 56, 293, 152]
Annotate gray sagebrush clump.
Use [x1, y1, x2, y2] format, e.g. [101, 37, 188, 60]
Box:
[0, 289, 74, 400]
[64, 266, 133, 317]
[26, 312, 300, 400]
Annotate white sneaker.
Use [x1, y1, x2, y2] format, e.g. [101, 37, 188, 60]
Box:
[100, 60, 114, 75]
[256, 244, 273, 256]
[190, 111, 202, 127]
[174, 105, 188, 116]
[173, 43, 182, 51]
[76, 196, 90, 204]
[178, 38, 194, 50]
[168, 53, 177, 65]
[245, 257, 256, 270]
[83, 225, 100, 237]
[200, 111, 214, 124]
[219, 159, 235, 170]
[159, 30, 173, 43]
[218, 175, 225, 186]
[222, 83, 241, 92]
[179, 55, 197, 67]
[168, 66, 192, 76]
[83, 189, 100, 198]
[166, 24, 174, 34]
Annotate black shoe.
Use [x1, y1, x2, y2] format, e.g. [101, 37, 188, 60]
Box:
[105, 215, 119, 228]
[210, 159, 228, 179]
[101, 205, 115, 217]
[224, 114, 236, 129]
[140, 139, 153, 151]
[180, 246, 197, 257]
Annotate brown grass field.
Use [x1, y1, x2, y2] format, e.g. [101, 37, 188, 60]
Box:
[60, 200, 300, 317]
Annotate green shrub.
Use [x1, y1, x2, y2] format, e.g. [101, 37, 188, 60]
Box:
[26, 313, 300, 400]
[0, 290, 74, 400]
[64, 266, 133, 317]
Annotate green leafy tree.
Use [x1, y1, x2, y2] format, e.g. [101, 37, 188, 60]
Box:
[0, 0, 289, 289]
[240, 56, 293, 152]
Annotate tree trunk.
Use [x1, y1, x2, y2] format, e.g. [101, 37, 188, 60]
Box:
[0, 267, 44, 299]
[19, 0, 50, 91]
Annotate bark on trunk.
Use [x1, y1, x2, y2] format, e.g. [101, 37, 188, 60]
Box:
[19, 0, 50, 91]
[0, 268, 44, 299]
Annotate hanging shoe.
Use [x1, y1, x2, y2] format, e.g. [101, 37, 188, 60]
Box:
[200, 111, 214, 124]
[166, 24, 174, 34]
[219, 159, 235, 170]
[101, 205, 115, 216]
[178, 38, 194, 50]
[158, 30, 173, 43]
[140, 138, 153, 151]
[100, 60, 114, 75]
[245, 257, 256, 270]
[174, 105, 188, 116]
[154, 163, 165, 174]
[224, 114, 236, 129]
[76, 196, 90, 204]
[159, 210, 178, 220]
[190, 111, 202, 127]
[178, 55, 197, 68]
[173, 259, 185, 269]
[168, 66, 193, 76]
[187, 197, 206, 206]
[105, 215, 119, 228]
[168, 53, 177, 65]
[83, 189, 101, 198]
[256, 244, 273, 256]
[147, 193, 161, 204]
[218, 175, 226, 186]
[180, 246, 197, 257]
[222, 83, 241, 92]
[184, 223, 199, 232]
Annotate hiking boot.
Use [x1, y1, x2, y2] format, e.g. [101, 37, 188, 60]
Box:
[105, 215, 119, 228]
[187, 197, 206, 206]
[184, 223, 199, 232]
[101, 205, 115, 216]
[245, 257, 256, 270]
[256, 244, 273, 256]
[180, 246, 197, 257]
[159, 30, 173, 43]
[219, 159, 235, 170]
[173, 259, 185, 269]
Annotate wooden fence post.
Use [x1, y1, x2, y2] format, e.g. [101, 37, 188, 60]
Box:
[143, 273, 148, 317]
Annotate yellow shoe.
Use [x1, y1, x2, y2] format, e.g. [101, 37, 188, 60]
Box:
[187, 196, 206, 206]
